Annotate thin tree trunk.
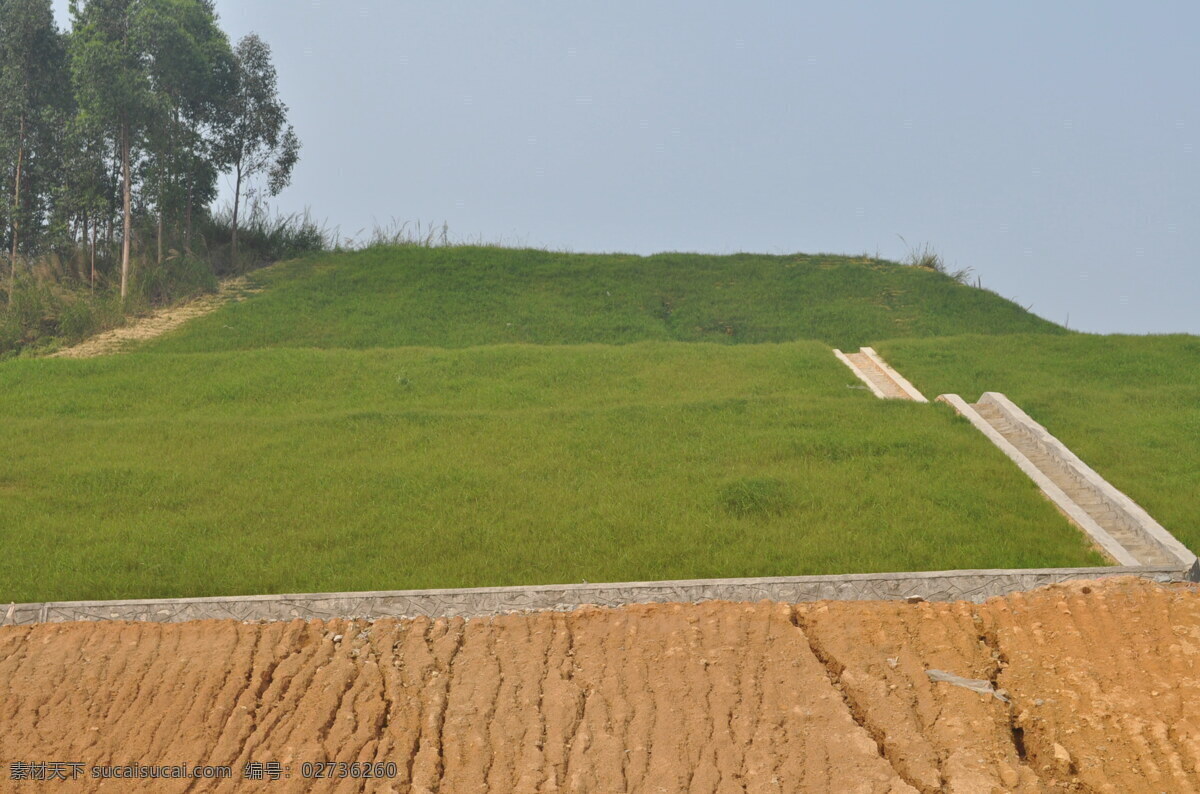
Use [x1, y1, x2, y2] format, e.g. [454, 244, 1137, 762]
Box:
[108, 148, 119, 250]
[184, 141, 194, 254]
[121, 123, 132, 301]
[231, 161, 242, 270]
[157, 117, 171, 265]
[9, 113, 25, 304]
[184, 187, 193, 255]
[90, 213, 97, 293]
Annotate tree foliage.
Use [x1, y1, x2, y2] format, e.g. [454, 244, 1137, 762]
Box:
[0, 0, 71, 293]
[0, 0, 299, 304]
[218, 33, 299, 265]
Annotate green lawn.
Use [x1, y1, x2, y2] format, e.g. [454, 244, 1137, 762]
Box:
[141, 246, 1065, 354]
[876, 334, 1200, 551]
[0, 342, 1103, 602]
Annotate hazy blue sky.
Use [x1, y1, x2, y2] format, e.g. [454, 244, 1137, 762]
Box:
[54, 1, 1198, 334]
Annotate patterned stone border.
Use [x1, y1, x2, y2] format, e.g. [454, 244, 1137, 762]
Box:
[5, 564, 1196, 625]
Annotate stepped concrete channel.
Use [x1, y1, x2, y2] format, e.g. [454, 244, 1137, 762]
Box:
[834, 346, 928, 401]
[836, 345, 1195, 569]
[941, 392, 1196, 568]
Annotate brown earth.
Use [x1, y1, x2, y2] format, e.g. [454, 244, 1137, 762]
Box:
[2, 577, 1199, 792]
[48, 276, 260, 359]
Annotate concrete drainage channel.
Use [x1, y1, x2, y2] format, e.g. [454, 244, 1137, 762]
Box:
[4, 349, 1195, 626]
[833, 346, 928, 401]
[836, 347, 1197, 570]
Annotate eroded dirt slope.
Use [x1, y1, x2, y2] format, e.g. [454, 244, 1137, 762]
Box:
[49, 276, 259, 359]
[2, 578, 1199, 792]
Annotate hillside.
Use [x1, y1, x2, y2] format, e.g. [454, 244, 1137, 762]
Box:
[7, 245, 1189, 603]
[877, 333, 1200, 550]
[0, 342, 1103, 602]
[140, 247, 1065, 353]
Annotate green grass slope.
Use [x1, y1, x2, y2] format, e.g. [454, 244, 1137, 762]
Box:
[876, 334, 1200, 552]
[141, 247, 1065, 353]
[0, 343, 1103, 602]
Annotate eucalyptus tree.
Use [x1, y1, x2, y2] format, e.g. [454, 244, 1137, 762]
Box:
[0, 0, 71, 300]
[69, 0, 157, 299]
[55, 113, 114, 287]
[137, 0, 231, 263]
[219, 33, 299, 268]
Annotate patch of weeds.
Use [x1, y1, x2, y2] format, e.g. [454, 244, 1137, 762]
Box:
[897, 235, 973, 285]
[718, 477, 791, 518]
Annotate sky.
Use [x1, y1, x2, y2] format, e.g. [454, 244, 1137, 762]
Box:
[53, 1, 1199, 334]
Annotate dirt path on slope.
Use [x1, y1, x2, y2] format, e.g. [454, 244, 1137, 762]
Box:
[2, 577, 1199, 792]
[48, 275, 261, 359]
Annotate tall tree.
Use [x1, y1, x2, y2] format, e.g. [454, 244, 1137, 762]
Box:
[218, 33, 298, 269]
[69, 0, 157, 300]
[55, 113, 114, 288]
[0, 0, 70, 301]
[136, 0, 231, 263]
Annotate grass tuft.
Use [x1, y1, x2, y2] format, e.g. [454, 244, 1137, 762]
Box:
[718, 477, 792, 518]
[897, 235, 974, 285]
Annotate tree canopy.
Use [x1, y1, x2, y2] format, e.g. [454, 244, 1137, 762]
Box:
[0, 0, 299, 300]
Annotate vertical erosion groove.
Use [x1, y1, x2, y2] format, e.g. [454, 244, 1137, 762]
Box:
[973, 609, 1057, 790]
[790, 605, 931, 794]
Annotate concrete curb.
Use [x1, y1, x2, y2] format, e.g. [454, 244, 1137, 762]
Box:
[5, 565, 1196, 626]
[937, 394, 1140, 565]
[860, 347, 929, 402]
[979, 392, 1196, 567]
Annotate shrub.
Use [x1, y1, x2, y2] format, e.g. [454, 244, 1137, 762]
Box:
[132, 254, 218, 305]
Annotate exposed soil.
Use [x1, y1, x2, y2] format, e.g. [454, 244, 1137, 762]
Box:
[2, 577, 1199, 792]
[48, 276, 260, 359]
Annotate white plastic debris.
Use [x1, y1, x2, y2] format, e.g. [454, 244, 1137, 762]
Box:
[925, 669, 1009, 702]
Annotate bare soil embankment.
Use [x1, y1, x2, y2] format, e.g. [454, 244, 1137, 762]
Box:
[2, 577, 1198, 792]
[49, 276, 259, 358]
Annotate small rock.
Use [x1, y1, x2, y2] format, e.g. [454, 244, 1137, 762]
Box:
[1052, 742, 1073, 774]
[332, 634, 343, 643]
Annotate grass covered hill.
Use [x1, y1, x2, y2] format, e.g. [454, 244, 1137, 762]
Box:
[141, 247, 1066, 353]
[9, 244, 1191, 603]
